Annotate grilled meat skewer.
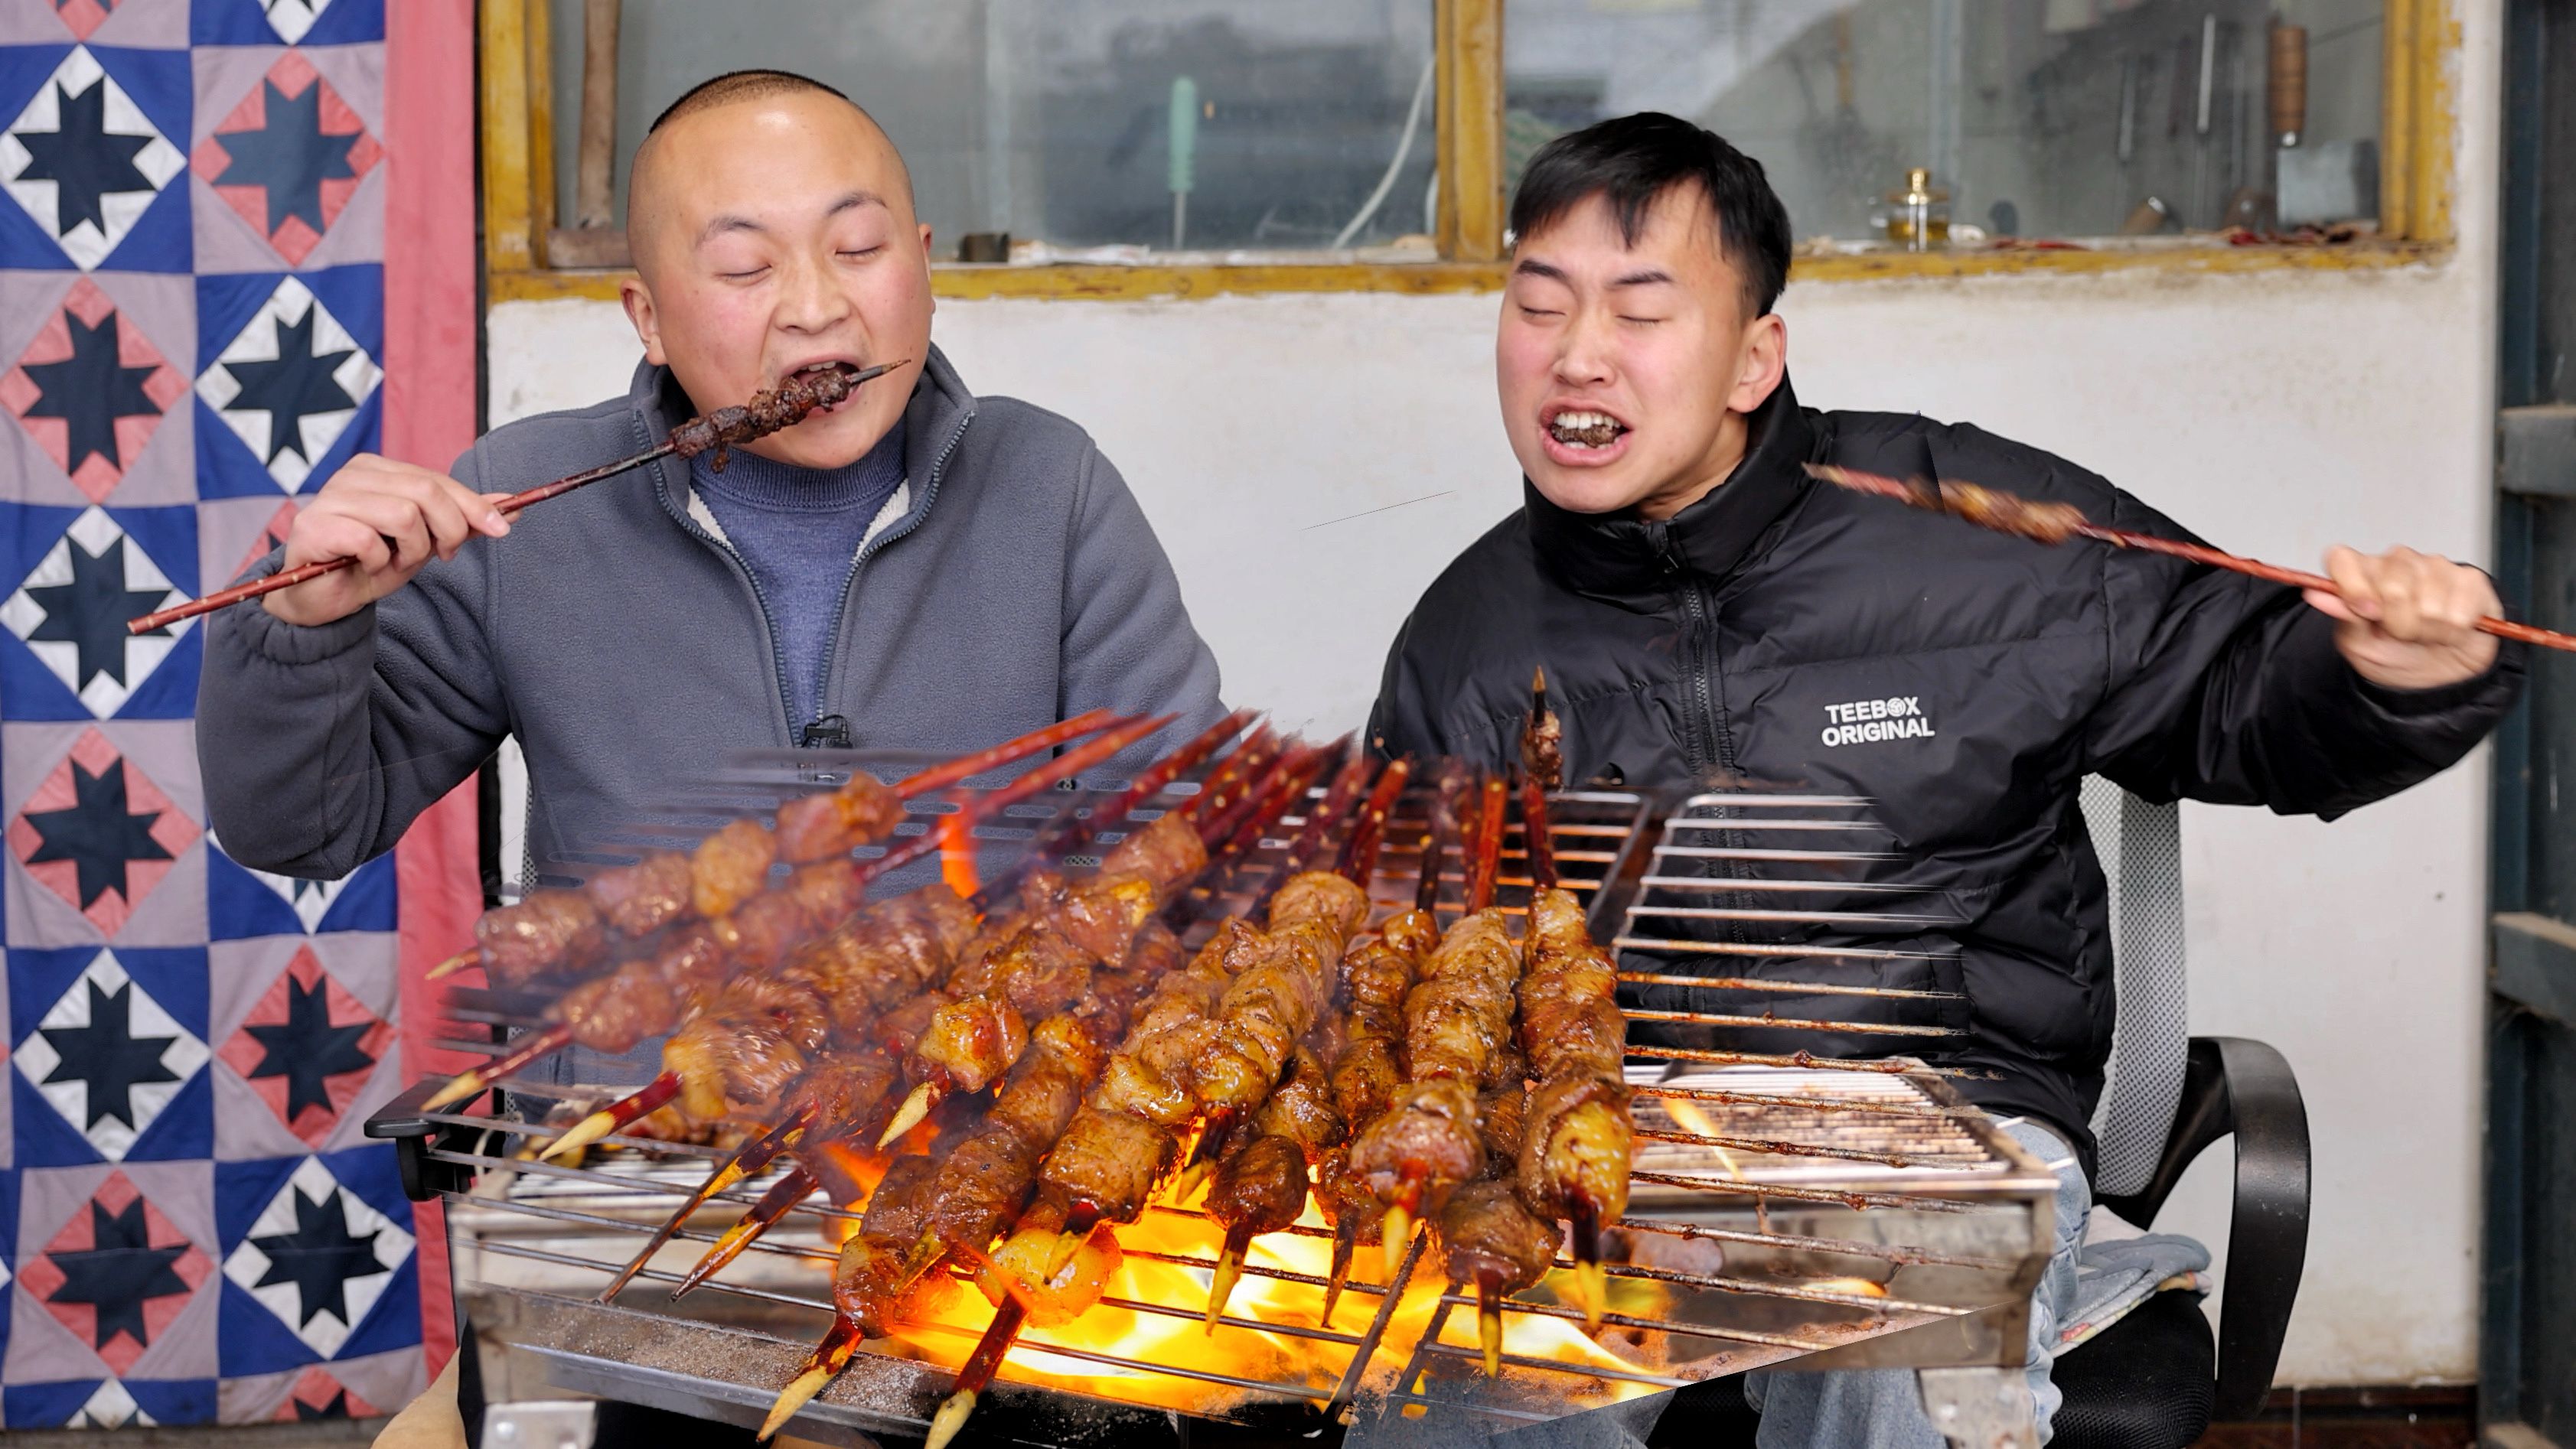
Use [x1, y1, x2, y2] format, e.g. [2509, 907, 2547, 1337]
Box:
[441, 709, 1125, 988]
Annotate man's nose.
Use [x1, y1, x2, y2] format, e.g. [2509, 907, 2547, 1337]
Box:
[776, 252, 853, 334]
[1554, 309, 1616, 386]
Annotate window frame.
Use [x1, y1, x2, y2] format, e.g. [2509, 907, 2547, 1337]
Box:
[478, 0, 2457, 304]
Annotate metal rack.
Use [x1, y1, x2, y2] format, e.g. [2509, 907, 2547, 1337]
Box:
[373, 761, 2059, 1445]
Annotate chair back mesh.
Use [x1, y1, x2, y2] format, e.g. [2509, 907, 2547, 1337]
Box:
[2080, 778, 2190, 1197]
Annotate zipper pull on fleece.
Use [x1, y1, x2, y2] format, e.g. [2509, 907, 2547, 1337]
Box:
[799, 714, 852, 749]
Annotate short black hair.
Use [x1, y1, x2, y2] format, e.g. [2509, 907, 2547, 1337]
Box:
[1508, 112, 1793, 318]
[648, 69, 853, 135]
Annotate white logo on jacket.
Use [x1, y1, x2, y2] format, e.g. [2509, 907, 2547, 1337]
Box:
[1821, 696, 1935, 747]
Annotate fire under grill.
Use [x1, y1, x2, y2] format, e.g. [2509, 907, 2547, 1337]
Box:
[371, 757, 2059, 1447]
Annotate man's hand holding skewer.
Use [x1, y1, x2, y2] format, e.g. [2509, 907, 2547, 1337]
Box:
[263, 454, 511, 627]
[2309, 545, 2503, 692]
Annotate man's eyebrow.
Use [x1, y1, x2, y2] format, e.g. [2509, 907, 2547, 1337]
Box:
[697, 191, 885, 246]
[1512, 258, 1569, 282]
[698, 213, 765, 245]
[1609, 267, 1674, 288]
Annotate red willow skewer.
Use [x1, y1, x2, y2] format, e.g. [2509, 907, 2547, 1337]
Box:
[1807, 462, 2576, 653]
[1519, 667, 1562, 893]
[132, 361, 904, 636]
[1466, 773, 1510, 913]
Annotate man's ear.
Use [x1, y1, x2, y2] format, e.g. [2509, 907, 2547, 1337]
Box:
[1728, 311, 1788, 415]
[919, 223, 937, 314]
[621, 275, 666, 366]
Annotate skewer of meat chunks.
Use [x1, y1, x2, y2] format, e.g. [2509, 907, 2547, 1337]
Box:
[1345, 769, 1519, 1284]
[1172, 754, 1407, 1197]
[1314, 764, 1467, 1324]
[910, 764, 1407, 1449]
[666, 744, 1311, 1297]
[1505, 664, 1630, 1327]
[754, 757, 1335, 1441]
[422, 713, 1167, 1115]
[1441, 680, 1632, 1364]
[873, 733, 1333, 1146]
[1808, 461, 2576, 654]
[430, 708, 1126, 987]
[1513, 887, 1633, 1331]
[594, 712, 1261, 1301]
[132, 360, 903, 635]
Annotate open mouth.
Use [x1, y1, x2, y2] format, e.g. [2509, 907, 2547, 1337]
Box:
[1546, 409, 1629, 450]
[782, 360, 868, 412]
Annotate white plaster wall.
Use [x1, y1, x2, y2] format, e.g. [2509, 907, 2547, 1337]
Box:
[482, 6, 2503, 1386]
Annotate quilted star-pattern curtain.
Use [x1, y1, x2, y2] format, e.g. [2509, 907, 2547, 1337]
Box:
[0, 0, 477, 1426]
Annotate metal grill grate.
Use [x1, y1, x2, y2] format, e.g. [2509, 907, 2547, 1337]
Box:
[375, 764, 2058, 1441]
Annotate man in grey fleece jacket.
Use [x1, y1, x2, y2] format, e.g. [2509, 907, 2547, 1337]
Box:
[197, 70, 1223, 884]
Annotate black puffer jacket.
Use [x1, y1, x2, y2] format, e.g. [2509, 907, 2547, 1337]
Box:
[1368, 378, 2521, 1171]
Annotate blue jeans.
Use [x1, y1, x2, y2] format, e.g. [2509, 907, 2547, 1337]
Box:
[1743, 1120, 2089, 1448]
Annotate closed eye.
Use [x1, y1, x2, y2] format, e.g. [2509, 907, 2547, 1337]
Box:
[719, 265, 771, 282]
[837, 246, 883, 260]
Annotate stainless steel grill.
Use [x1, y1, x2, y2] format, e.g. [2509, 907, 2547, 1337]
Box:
[371, 760, 2058, 1447]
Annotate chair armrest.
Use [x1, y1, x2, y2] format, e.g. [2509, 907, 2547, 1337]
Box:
[2098, 1036, 2310, 1422]
[2203, 1036, 2310, 1421]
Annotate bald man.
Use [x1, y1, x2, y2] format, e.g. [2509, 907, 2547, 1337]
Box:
[199, 70, 1224, 887]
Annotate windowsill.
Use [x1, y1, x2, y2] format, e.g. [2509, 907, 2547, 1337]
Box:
[484, 236, 2450, 305]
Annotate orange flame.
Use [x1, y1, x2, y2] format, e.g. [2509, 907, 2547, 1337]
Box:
[866, 1197, 1674, 1419]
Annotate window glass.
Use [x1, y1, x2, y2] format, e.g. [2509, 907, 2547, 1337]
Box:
[552, 0, 1440, 257]
[1502, 0, 2384, 246]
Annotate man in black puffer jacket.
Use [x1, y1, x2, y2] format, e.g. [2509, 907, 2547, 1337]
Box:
[1368, 114, 2520, 1447]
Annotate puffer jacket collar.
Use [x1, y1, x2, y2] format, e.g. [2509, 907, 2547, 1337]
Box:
[1525, 373, 1823, 602]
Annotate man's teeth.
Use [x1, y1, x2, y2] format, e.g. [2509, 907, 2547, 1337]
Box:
[1548, 410, 1626, 447]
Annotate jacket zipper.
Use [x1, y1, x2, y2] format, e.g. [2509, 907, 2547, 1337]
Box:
[1648, 522, 1717, 776]
[1650, 520, 1753, 943]
[655, 461, 804, 745]
[809, 408, 973, 736]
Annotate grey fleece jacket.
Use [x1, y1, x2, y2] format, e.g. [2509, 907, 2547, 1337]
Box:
[197, 346, 1226, 881]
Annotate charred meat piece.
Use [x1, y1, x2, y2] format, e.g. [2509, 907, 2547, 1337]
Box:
[1438, 1178, 1558, 1298]
[669, 364, 863, 463]
[477, 891, 605, 991]
[1207, 1132, 1312, 1242]
[690, 817, 777, 920]
[773, 773, 905, 865]
[583, 851, 694, 938]
[1517, 1073, 1632, 1223]
[553, 961, 680, 1056]
[1039, 1103, 1181, 1225]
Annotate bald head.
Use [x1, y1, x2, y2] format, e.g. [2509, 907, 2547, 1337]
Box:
[625, 70, 916, 275]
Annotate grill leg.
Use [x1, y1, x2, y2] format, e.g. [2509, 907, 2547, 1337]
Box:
[1915, 1366, 2040, 1449]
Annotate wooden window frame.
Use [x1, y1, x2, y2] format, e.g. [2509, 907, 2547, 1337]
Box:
[479, 0, 2457, 305]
